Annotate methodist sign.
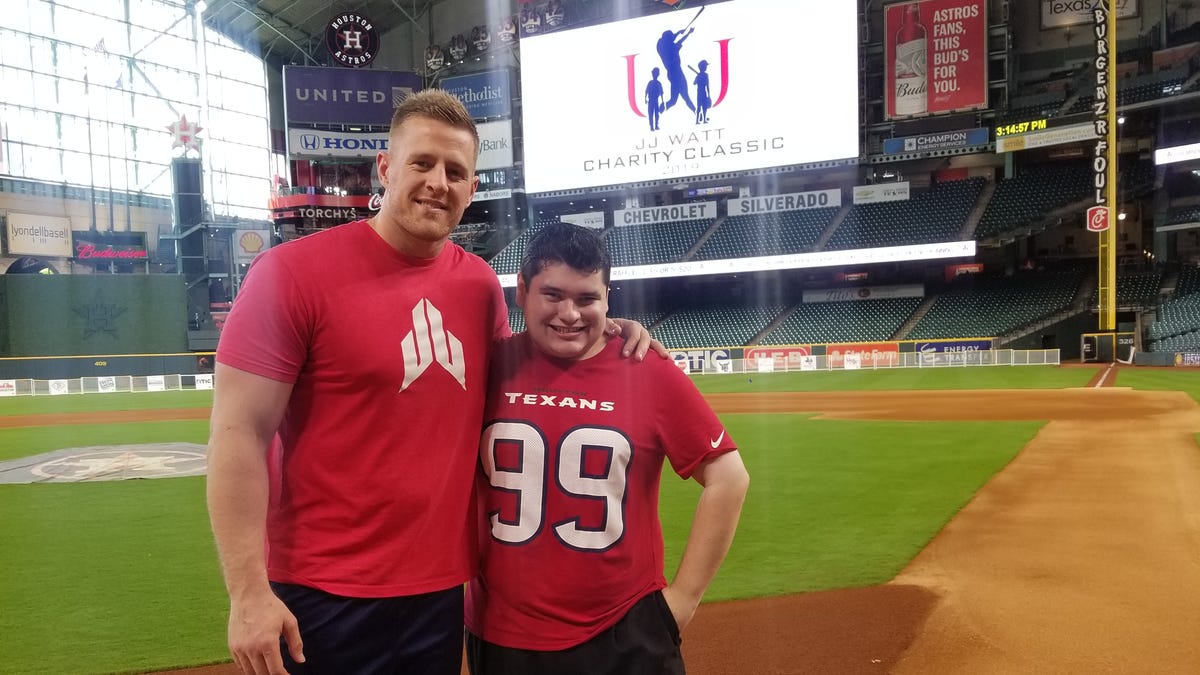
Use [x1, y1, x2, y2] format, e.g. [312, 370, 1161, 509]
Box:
[6, 212, 72, 257]
[439, 70, 513, 120]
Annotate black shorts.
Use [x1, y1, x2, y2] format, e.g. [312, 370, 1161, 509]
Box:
[270, 582, 463, 675]
[466, 590, 684, 675]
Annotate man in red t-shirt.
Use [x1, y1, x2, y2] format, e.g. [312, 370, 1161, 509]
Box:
[466, 223, 750, 674]
[206, 91, 657, 675]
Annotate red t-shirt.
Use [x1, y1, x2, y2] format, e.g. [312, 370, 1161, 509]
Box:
[216, 220, 509, 597]
[464, 334, 737, 650]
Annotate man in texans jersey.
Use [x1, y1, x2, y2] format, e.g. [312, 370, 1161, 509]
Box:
[466, 222, 750, 674]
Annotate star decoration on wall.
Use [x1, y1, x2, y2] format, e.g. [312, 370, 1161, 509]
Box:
[168, 115, 203, 152]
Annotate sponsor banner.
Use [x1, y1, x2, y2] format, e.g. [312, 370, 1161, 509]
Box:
[1155, 142, 1200, 166]
[477, 120, 514, 171]
[147, 375, 166, 392]
[799, 355, 819, 371]
[439, 70, 513, 120]
[235, 230, 271, 264]
[994, 123, 1096, 153]
[727, 189, 842, 216]
[472, 189, 515, 202]
[71, 231, 148, 261]
[882, 127, 989, 154]
[1176, 353, 1200, 367]
[827, 342, 900, 369]
[803, 284, 924, 303]
[283, 66, 421, 125]
[756, 358, 775, 373]
[670, 348, 742, 374]
[48, 379, 70, 395]
[745, 346, 812, 370]
[885, 0, 988, 120]
[945, 262, 983, 281]
[497, 239, 976, 287]
[614, 201, 716, 226]
[288, 129, 389, 158]
[844, 353, 862, 370]
[520, 0, 859, 192]
[1042, 0, 1138, 28]
[97, 376, 117, 393]
[0, 380, 15, 397]
[852, 182, 910, 204]
[6, 212, 72, 257]
[561, 212, 606, 229]
[195, 374, 214, 390]
[915, 339, 992, 364]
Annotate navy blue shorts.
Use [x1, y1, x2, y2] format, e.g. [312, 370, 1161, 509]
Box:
[466, 590, 684, 675]
[271, 582, 463, 675]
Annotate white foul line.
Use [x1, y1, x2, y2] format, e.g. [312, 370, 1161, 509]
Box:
[1094, 363, 1115, 388]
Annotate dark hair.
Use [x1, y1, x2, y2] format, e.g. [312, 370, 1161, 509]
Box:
[520, 222, 612, 288]
[389, 89, 479, 154]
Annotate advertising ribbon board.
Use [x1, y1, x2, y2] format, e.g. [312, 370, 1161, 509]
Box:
[284, 66, 422, 125]
[439, 70, 513, 120]
[827, 342, 900, 368]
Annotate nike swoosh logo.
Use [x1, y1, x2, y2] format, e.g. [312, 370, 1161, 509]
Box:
[709, 430, 725, 448]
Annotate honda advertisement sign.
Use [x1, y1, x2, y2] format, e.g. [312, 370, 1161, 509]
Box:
[288, 129, 389, 158]
[283, 66, 422, 125]
[885, 0, 988, 119]
[439, 70, 513, 120]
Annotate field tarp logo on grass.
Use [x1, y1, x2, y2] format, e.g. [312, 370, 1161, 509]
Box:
[0, 443, 209, 484]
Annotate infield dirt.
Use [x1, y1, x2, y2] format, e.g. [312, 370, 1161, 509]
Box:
[17, 385, 1198, 674]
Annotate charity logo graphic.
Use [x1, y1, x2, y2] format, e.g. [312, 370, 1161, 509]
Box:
[623, 6, 731, 132]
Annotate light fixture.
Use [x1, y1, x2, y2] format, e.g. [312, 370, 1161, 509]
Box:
[1117, 116, 1126, 125]
[1118, 212, 1127, 220]
[194, 0, 207, 13]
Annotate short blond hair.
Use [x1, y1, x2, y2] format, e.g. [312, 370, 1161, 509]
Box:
[389, 89, 479, 154]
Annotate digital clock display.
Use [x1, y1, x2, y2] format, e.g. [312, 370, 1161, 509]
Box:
[995, 119, 1049, 137]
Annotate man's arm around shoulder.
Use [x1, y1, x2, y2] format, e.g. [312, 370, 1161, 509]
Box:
[206, 362, 304, 674]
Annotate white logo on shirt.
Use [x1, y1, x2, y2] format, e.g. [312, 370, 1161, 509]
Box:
[709, 430, 726, 448]
[399, 299, 466, 392]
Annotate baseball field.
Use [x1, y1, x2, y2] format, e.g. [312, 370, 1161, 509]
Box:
[2, 364, 1199, 674]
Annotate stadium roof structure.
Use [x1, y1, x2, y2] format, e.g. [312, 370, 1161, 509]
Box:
[199, 0, 451, 68]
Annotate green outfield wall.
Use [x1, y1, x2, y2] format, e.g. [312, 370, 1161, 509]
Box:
[0, 275, 188, 358]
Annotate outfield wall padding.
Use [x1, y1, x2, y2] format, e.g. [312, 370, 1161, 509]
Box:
[0, 275, 188, 358]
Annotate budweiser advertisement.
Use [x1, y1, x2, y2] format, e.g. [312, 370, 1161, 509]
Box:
[519, 0, 859, 193]
[885, 0, 987, 120]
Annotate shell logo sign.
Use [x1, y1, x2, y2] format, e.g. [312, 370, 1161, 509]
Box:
[236, 230, 272, 264]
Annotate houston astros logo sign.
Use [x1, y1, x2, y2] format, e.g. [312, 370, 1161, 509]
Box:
[326, 12, 379, 67]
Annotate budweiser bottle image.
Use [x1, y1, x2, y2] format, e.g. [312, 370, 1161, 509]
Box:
[893, 3, 927, 116]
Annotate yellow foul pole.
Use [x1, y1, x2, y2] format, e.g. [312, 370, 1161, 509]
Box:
[1092, 1, 1118, 331]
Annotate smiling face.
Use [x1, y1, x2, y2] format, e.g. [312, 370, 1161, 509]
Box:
[373, 115, 479, 258]
[518, 262, 610, 362]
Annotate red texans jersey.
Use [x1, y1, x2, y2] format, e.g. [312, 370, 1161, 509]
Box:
[465, 334, 736, 650]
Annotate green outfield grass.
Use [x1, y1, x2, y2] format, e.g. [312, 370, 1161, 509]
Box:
[691, 364, 1099, 393]
[1115, 368, 1200, 403]
[0, 389, 214, 416]
[0, 478, 229, 674]
[0, 420, 210, 462]
[3, 366, 1197, 673]
[660, 414, 1042, 601]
